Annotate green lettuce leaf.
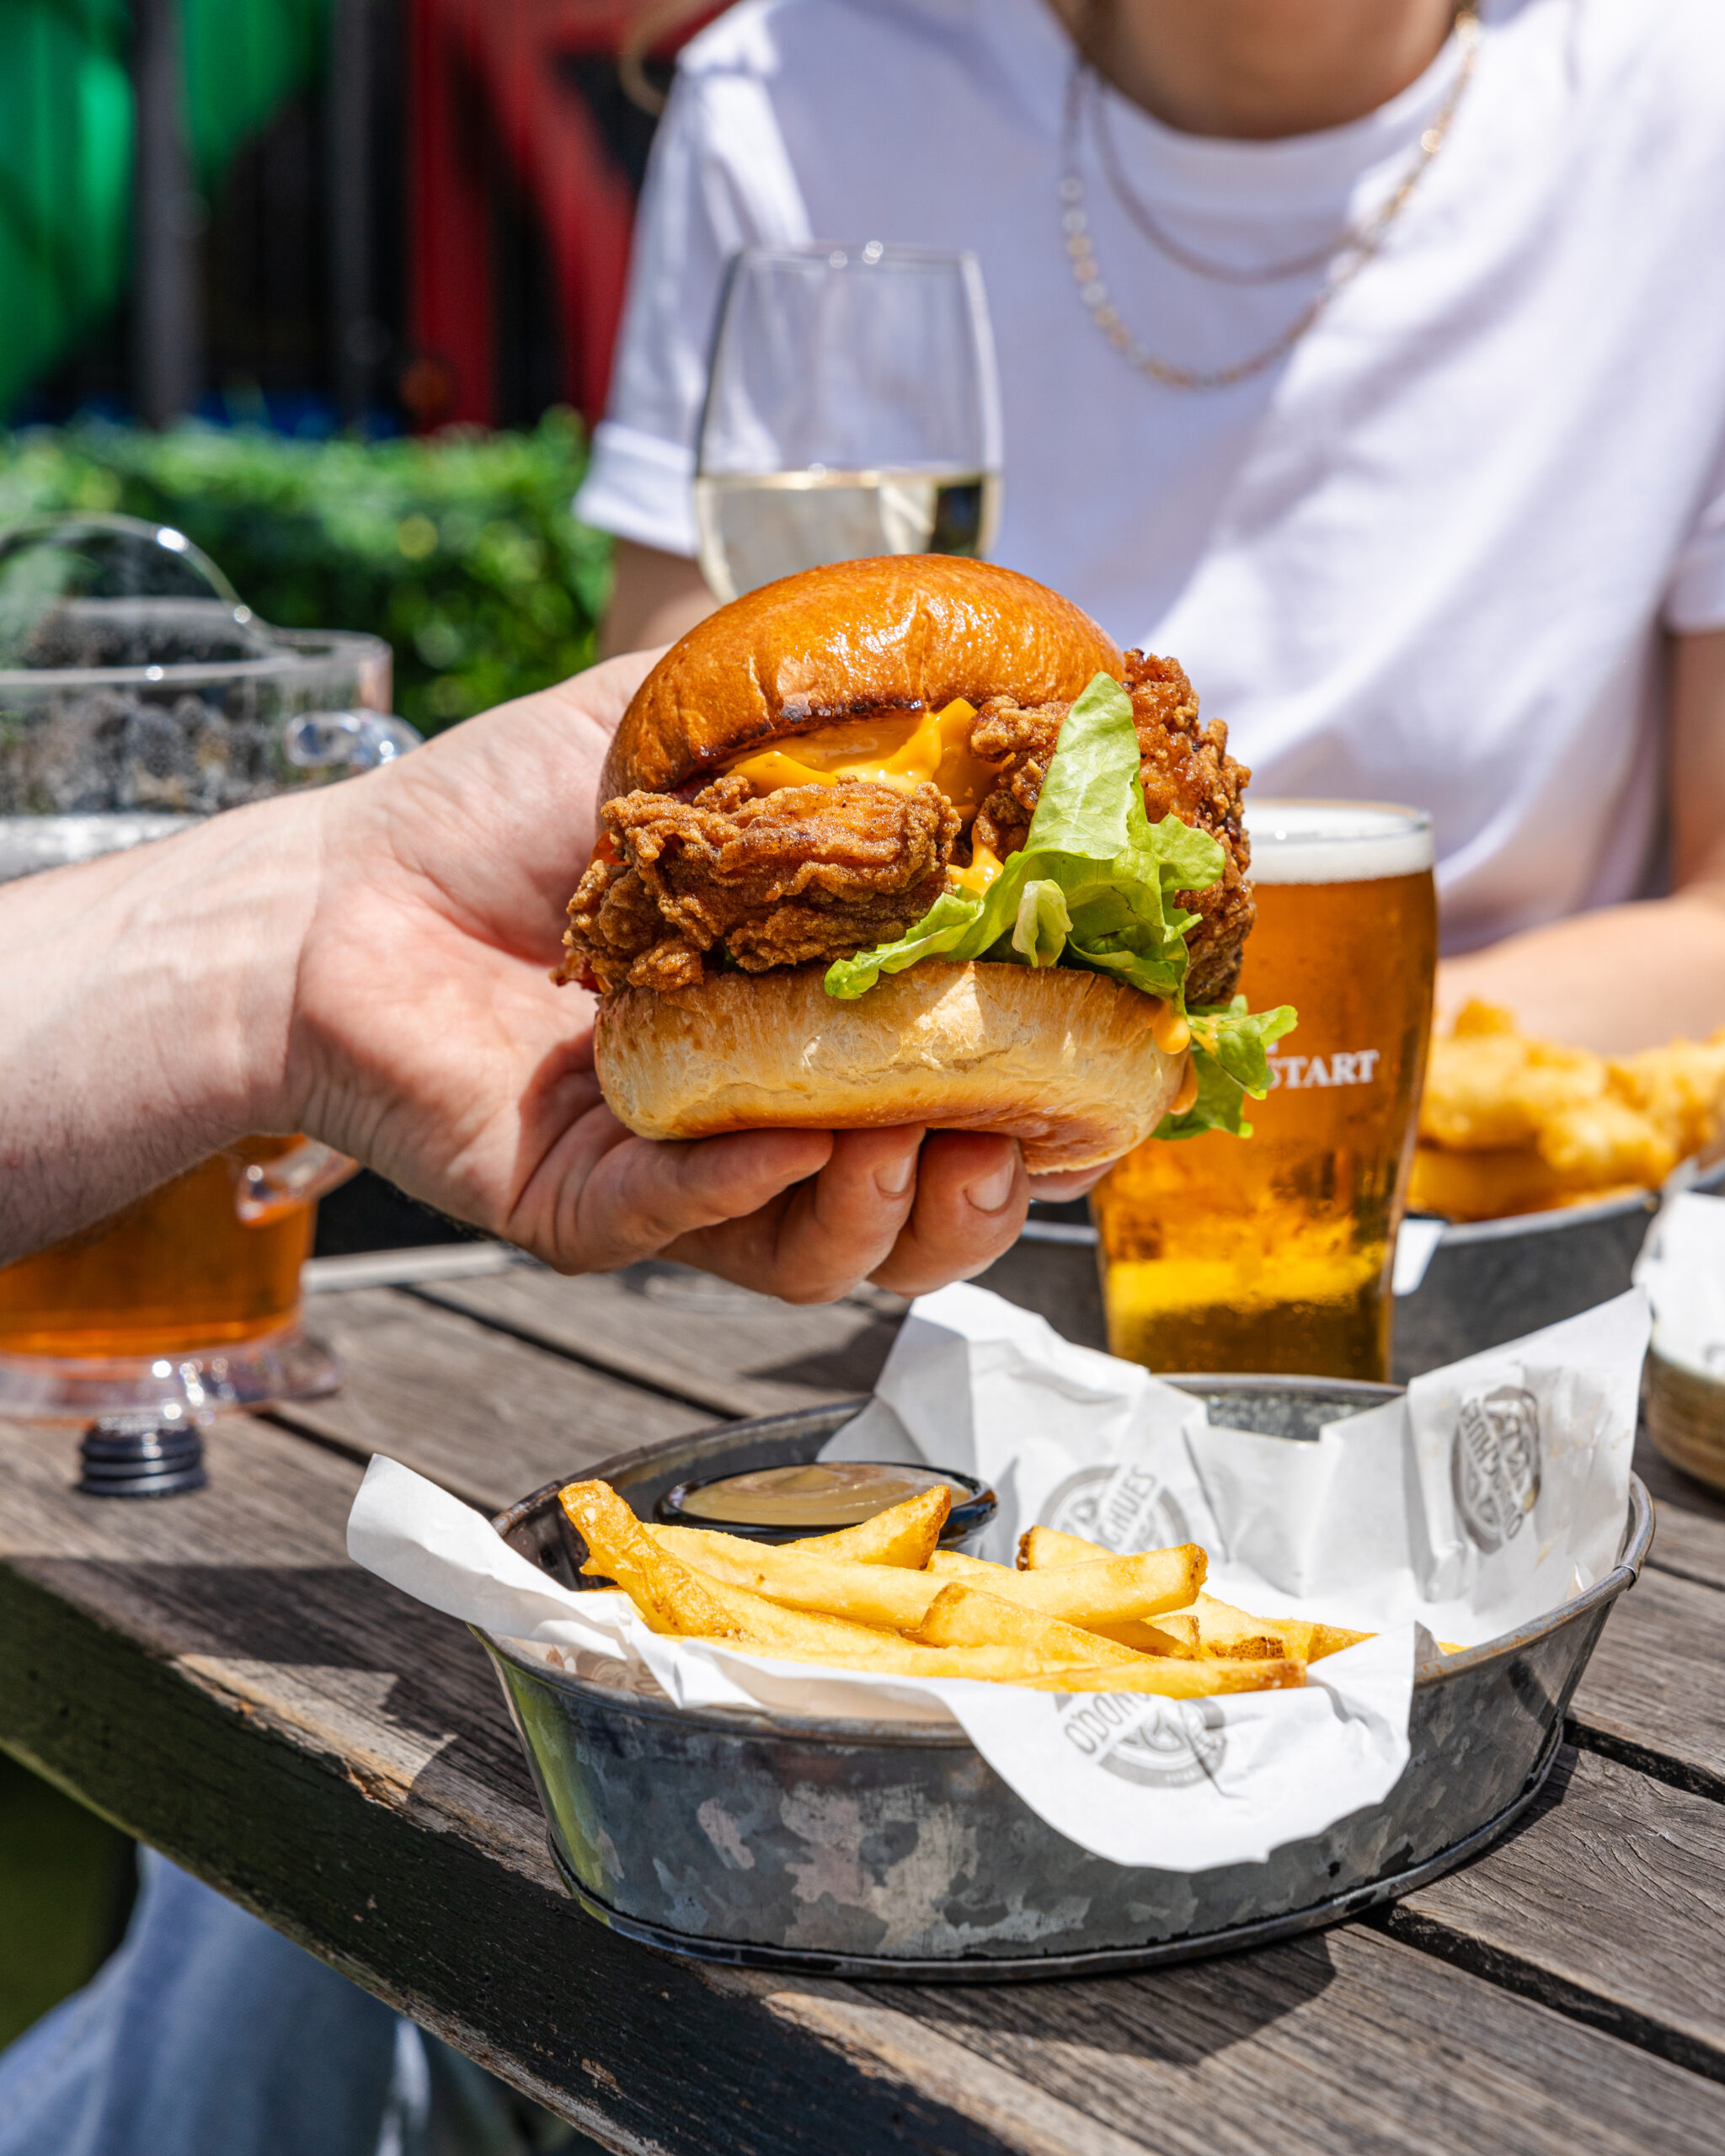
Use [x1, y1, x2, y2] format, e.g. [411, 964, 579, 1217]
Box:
[822, 671, 1296, 1139]
[1157, 996, 1299, 1140]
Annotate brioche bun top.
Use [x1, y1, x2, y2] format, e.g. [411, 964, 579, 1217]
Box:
[601, 555, 1125, 799]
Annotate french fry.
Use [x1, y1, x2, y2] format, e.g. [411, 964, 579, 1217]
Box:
[788, 1484, 950, 1567]
[1101, 1593, 1375, 1663]
[1000, 1546, 1206, 1625]
[926, 1548, 1007, 1580]
[565, 1483, 1100, 1678]
[1017, 1524, 1109, 1570]
[931, 1542, 1205, 1625]
[1308, 1622, 1375, 1661]
[559, 1480, 739, 1637]
[562, 1476, 1352, 1696]
[1081, 1613, 1279, 1658]
[1018, 1657, 1306, 1695]
[1138, 1598, 1284, 1661]
[910, 1582, 1146, 1666]
[563, 1480, 915, 1657]
[1081, 1616, 1209, 1658]
[648, 1524, 943, 1629]
[782, 1642, 1110, 1682]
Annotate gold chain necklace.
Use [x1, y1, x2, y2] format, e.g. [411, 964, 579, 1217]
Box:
[1058, 5, 1482, 390]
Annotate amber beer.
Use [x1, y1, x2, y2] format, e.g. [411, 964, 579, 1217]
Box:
[1094, 803, 1436, 1380]
[0, 1140, 315, 1360]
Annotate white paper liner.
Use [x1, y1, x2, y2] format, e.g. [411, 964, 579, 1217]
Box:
[348, 1283, 1647, 1872]
[1635, 1189, 1725, 1380]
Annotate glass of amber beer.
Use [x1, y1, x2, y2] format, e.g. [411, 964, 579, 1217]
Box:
[1092, 802, 1436, 1381]
[0, 512, 407, 1417]
[0, 1137, 353, 1417]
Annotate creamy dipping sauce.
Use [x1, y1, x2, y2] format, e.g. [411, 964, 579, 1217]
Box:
[673, 1461, 970, 1529]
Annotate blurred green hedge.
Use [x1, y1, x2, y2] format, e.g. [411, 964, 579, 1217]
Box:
[0, 414, 612, 732]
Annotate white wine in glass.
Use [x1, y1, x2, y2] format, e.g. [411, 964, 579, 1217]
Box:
[695, 244, 1002, 602]
[695, 467, 1000, 604]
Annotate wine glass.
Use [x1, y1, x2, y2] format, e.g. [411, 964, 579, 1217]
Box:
[694, 242, 1002, 602]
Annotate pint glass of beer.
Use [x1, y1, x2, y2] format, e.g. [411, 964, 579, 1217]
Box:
[0, 511, 408, 1417]
[1092, 803, 1436, 1380]
[0, 1137, 350, 1412]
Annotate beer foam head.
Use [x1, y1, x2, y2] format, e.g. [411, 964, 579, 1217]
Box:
[1243, 800, 1434, 885]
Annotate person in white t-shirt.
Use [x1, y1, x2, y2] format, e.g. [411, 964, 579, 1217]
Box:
[577, 0, 1725, 1053]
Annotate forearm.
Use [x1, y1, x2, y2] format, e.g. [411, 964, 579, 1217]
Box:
[0, 797, 318, 1263]
[1437, 883, 1725, 1054]
[599, 540, 716, 659]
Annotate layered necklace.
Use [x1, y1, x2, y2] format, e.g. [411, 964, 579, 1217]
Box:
[1058, 4, 1482, 390]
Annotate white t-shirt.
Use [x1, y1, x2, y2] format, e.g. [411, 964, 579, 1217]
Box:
[574, 0, 1725, 953]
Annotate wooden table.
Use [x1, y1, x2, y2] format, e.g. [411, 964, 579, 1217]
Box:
[2, 1247, 1722, 2154]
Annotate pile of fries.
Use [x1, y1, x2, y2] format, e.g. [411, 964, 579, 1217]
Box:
[1412, 1001, 1725, 1222]
[558, 1478, 1374, 1698]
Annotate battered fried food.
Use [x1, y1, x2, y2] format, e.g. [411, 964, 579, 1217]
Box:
[565, 776, 959, 994]
[563, 650, 1252, 1004]
[1417, 1000, 1605, 1152]
[1412, 1001, 1725, 1221]
[558, 556, 1286, 1166]
[969, 653, 1253, 1005]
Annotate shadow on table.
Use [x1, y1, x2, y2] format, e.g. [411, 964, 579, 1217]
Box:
[19, 1555, 541, 1824]
[873, 1923, 1340, 2064]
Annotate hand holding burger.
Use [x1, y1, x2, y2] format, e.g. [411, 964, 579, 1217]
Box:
[562, 557, 1290, 1173]
[1, 558, 1287, 1310]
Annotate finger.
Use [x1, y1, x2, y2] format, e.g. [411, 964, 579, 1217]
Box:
[868, 1131, 1028, 1296]
[543, 1115, 835, 1272]
[1026, 1161, 1114, 1203]
[664, 1124, 926, 1302]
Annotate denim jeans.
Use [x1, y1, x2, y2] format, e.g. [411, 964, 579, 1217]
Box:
[0, 1850, 588, 2156]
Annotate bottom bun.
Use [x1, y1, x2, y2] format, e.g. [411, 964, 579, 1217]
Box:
[594, 960, 1186, 1173]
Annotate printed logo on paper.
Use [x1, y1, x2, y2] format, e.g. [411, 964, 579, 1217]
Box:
[1451, 1385, 1541, 1551]
[1058, 1694, 1226, 1788]
[1044, 1460, 1190, 1553]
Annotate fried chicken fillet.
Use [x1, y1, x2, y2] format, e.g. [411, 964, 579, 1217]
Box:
[563, 649, 1251, 1005]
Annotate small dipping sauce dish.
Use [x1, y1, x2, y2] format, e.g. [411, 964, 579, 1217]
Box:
[655, 1460, 995, 1550]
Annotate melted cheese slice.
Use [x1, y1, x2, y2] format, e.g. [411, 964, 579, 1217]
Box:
[948, 841, 1002, 896]
[725, 700, 996, 823]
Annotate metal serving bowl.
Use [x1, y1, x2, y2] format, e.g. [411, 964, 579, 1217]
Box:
[1391, 1190, 1657, 1379]
[479, 1380, 1651, 1982]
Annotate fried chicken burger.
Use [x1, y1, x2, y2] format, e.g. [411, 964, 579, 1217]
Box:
[559, 557, 1291, 1171]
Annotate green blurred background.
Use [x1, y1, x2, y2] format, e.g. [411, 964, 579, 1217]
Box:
[0, 415, 611, 731]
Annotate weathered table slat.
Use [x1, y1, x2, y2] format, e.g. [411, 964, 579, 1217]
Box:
[4, 1276, 1724, 2155]
[865, 1924, 1722, 2156]
[282, 1285, 713, 1510]
[414, 1262, 903, 1422]
[1632, 1428, 1725, 1593]
[1568, 1564, 1725, 1797]
[1384, 1744, 1725, 2077]
[2, 1409, 1717, 2156]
